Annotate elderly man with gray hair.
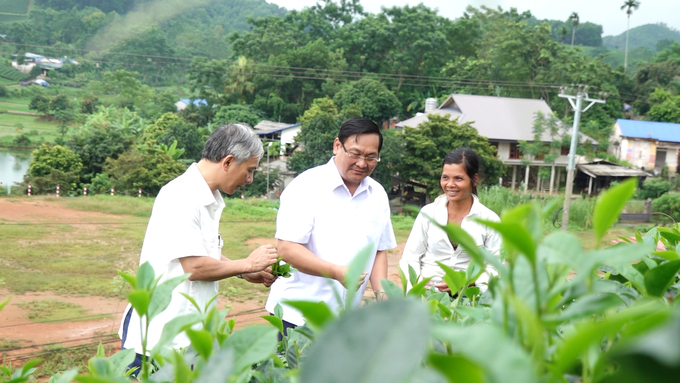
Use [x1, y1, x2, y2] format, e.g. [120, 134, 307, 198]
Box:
[119, 123, 278, 375]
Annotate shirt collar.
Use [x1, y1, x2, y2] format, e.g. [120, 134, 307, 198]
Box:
[434, 193, 483, 223]
[186, 163, 224, 208]
[326, 157, 372, 196]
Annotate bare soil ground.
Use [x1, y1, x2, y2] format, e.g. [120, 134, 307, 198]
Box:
[0, 198, 406, 365]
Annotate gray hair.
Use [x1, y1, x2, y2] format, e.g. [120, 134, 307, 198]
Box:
[201, 123, 264, 164]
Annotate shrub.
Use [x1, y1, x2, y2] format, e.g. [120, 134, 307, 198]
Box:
[637, 177, 672, 199]
[653, 193, 680, 222]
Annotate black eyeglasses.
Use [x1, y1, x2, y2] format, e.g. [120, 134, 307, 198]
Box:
[340, 143, 381, 163]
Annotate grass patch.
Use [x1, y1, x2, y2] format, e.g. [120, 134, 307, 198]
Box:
[0, 338, 22, 351]
[0, 113, 62, 144]
[0, 99, 31, 113]
[391, 213, 416, 243]
[14, 299, 90, 322]
[33, 341, 116, 378]
[64, 195, 155, 217]
[0, 199, 146, 296]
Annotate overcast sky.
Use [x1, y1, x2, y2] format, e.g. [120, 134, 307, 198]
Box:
[266, 0, 679, 37]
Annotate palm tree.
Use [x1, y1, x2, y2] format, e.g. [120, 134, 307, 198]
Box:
[559, 26, 569, 45]
[569, 12, 580, 47]
[621, 0, 641, 72]
[224, 56, 255, 104]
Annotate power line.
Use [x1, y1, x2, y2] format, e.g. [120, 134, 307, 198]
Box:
[0, 41, 578, 91]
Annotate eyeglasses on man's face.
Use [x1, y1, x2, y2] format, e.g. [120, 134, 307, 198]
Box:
[341, 143, 381, 163]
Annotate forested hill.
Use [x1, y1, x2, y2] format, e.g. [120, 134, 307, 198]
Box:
[1, 0, 287, 58]
[603, 23, 680, 51]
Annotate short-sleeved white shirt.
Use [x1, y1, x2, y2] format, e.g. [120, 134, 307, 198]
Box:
[265, 158, 397, 325]
[119, 164, 225, 354]
[399, 194, 501, 288]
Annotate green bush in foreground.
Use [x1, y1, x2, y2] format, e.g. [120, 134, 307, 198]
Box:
[4, 178, 680, 383]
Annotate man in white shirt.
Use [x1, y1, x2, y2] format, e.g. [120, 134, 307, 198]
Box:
[265, 117, 397, 333]
[119, 124, 279, 375]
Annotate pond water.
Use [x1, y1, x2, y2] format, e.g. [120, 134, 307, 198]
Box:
[0, 148, 32, 187]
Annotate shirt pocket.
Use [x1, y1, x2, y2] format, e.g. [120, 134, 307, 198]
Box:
[201, 234, 220, 260]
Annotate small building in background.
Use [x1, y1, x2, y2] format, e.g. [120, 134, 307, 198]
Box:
[175, 98, 208, 112]
[609, 119, 680, 174]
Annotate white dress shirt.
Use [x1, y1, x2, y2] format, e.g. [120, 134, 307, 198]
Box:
[266, 158, 397, 325]
[399, 194, 501, 289]
[119, 164, 224, 354]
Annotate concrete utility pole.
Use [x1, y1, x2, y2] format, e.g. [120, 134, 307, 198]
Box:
[266, 141, 273, 199]
[558, 86, 606, 230]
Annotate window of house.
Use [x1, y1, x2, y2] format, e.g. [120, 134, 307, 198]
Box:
[509, 143, 520, 159]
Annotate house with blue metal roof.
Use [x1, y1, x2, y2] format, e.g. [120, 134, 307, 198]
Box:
[609, 119, 680, 173]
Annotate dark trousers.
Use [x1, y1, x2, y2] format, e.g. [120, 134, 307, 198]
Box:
[270, 313, 297, 342]
[120, 308, 148, 378]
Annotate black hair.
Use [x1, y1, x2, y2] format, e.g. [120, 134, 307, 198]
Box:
[443, 148, 480, 194]
[338, 117, 383, 152]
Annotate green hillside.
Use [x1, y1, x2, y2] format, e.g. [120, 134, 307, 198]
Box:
[0, 64, 30, 82]
[0, 0, 30, 14]
[603, 23, 680, 50]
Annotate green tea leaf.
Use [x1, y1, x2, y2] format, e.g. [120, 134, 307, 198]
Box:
[0, 295, 11, 312]
[49, 369, 79, 383]
[344, 245, 372, 309]
[284, 301, 336, 328]
[593, 178, 636, 245]
[652, 251, 680, 261]
[432, 323, 538, 383]
[437, 261, 466, 292]
[223, 326, 277, 373]
[478, 220, 537, 265]
[117, 272, 137, 289]
[107, 348, 136, 377]
[407, 277, 432, 296]
[185, 328, 214, 360]
[428, 353, 484, 383]
[644, 260, 680, 297]
[465, 286, 481, 298]
[408, 264, 418, 288]
[127, 290, 151, 317]
[150, 313, 204, 356]
[300, 299, 430, 383]
[172, 349, 194, 383]
[261, 315, 284, 336]
[135, 262, 156, 291]
[554, 300, 667, 373]
[381, 279, 404, 300]
[543, 293, 626, 324]
[148, 274, 190, 319]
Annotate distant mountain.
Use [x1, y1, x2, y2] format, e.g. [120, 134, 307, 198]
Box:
[603, 23, 680, 51]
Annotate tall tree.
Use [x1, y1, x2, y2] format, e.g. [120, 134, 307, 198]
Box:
[569, 12, 579, 47]
[621, 0, 641, 72]
[224, 56, 255, 104]
[399, 114, 505, 198]
[559, 26, 568, 44]
[333, 78, 401, 123]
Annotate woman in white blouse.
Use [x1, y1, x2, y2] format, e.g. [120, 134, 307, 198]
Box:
[399, 148, 501, 293]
